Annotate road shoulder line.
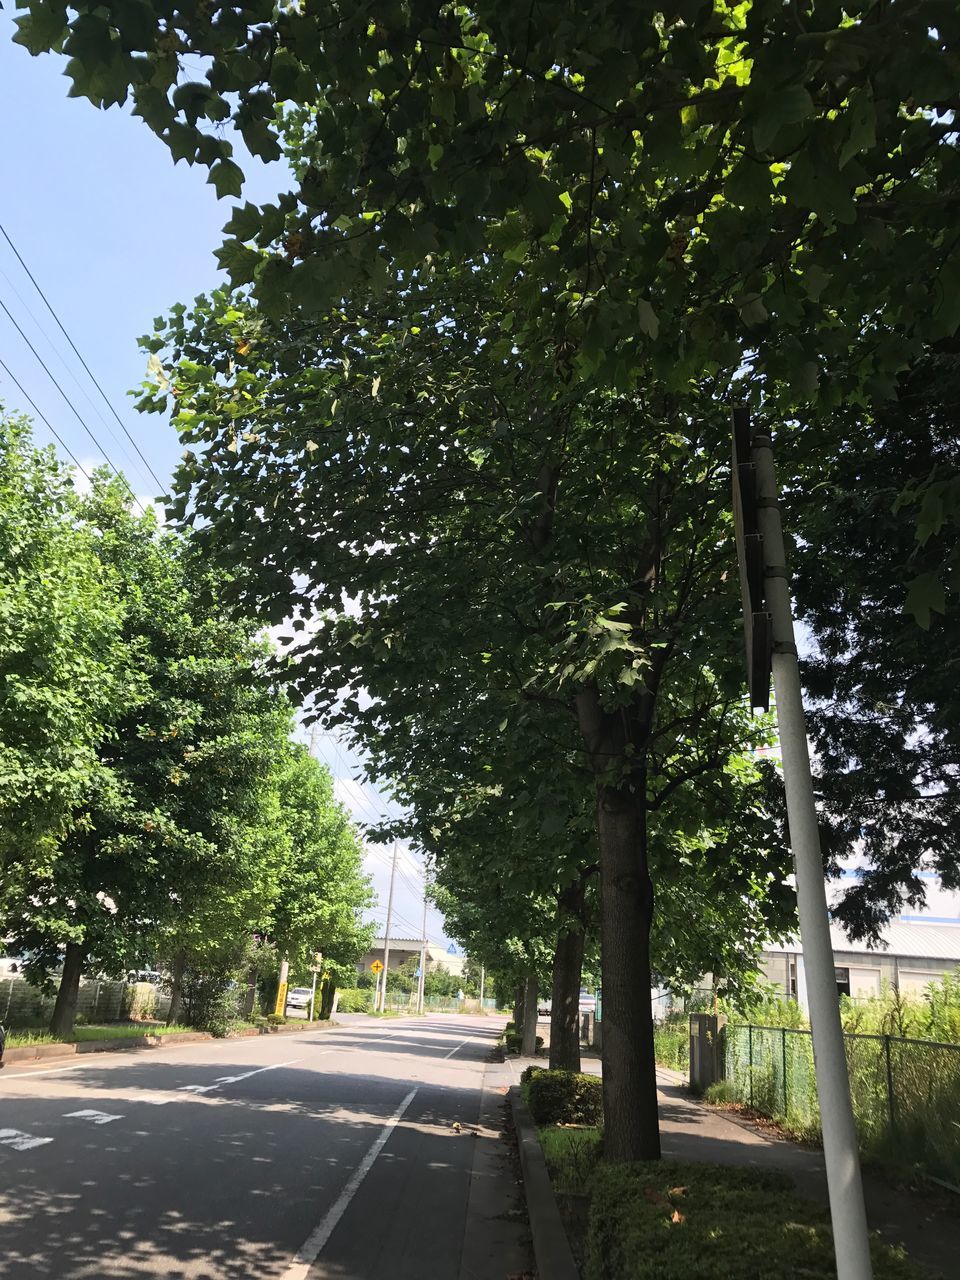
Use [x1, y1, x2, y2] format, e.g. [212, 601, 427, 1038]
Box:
[280, 1087, 418, 1280]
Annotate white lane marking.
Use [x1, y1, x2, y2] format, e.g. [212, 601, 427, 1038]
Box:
[281, 1088, 418, 1280]
[0, 1128, 54, 1151]
[176, 1058, 302, 1095]
[443, 1037, 473, 1060]
[63, 1109, 123, 1125]
[0, 1062, 91, 1081]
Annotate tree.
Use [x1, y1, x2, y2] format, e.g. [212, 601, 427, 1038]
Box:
[134, 272, 796, 1157]
[3, 473, 293, 1036]
[16, 3, 960, 406]
[790, 352, 960, 939]
[0, 412, 122, 877]
[270, 743, 374, 979]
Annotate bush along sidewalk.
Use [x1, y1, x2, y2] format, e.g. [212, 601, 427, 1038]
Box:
[523, 1068, 933, 1280]
[500, 1021, 544, 1055]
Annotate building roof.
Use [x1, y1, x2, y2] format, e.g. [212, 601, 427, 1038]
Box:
[766, 920, 960, 963]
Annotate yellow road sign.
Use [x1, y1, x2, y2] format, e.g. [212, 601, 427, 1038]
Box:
[371, 960, 384, 974]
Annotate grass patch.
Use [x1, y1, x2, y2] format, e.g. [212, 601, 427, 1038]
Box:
[583, 1159, 932, 1280]
[539, 1125, 603, 1195]
[7, 1023, 193, 1047]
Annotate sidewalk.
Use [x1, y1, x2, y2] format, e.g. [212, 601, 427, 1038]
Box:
[509, 1053, 958, 1279]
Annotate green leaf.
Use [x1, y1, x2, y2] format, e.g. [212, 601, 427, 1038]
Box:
[209, 160, 245, 200]
[904, 572, 946, 629]
[839, 86, 876, 169]
[752, 85, 815, 153]
[637, 299, 659, 340]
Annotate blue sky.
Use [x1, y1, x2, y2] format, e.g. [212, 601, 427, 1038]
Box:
[0, 28, 453, 952]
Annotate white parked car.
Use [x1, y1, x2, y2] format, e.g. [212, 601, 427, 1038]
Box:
[285, 987, 312, 1011]
[537, 991, 596, 1017]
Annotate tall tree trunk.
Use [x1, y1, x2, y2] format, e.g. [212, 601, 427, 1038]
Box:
[577, 683, 661, 1162]
[166, 950, 186, 1026]
[549, 912, 585, 1072]
[50, 941, 84, 1038]
[520, 971, 539, 1056]
[319, 981, 336, 1020]
[513, 981, 525, 1031]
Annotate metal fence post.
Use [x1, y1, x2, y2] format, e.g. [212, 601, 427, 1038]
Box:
[883, 1035, 897, 1137]
[782, 1027, 788, 1118]
[749, 1023, 754, 1109]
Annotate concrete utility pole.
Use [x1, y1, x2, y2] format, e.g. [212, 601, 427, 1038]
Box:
[379, 841, 399, 1013]
[752, 429, 873, 1280]
[479, 965, 485, 1009]
[417, 895, 427, 1015]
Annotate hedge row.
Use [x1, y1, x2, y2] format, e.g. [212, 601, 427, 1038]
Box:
[581, 1161, 929, 1280]
[522, 1066, 603, 1126]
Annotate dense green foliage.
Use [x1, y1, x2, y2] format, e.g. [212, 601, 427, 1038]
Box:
[0, 416, 372, 1034]
[653, 1015, 689, 1073]
[16, 1, 960, 413]
[522, 1066, 604, 1126]
[0, 414, 123, 874]
[13, 0, 960, 1166]
[791, 354, 960, 939]
[582, 1161, 928, 1280]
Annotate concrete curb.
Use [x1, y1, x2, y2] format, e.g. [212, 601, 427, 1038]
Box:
[1, 1019, 340, 1065]
[508, 1085, 580, 1280]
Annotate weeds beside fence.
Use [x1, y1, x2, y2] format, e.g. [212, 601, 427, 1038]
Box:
[721, 1020, 960, 1183]
[653, 1013, 689, 1073]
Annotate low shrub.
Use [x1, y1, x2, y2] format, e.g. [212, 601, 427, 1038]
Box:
[524, 1068, 603, 1126]
[336, 988, 373, 1013]
[653, 1015, 688, 1072]
[584, 1161, 930, 1280]
[703, 1079, 739, 1105]
[504, 1030, 544, 1055]
[266, 1013, 286, 1026]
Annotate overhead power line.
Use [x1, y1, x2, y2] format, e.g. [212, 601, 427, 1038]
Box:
[0, 355, 94, 483]
[0, 294, 145, 515]
[0, 221, 165, 493]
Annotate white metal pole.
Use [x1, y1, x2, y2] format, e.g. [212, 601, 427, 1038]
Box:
[479, 965, 485, 1010]
[308, 968, 318, 1022]
[379, 841, 399, 1012]
[417, 894, 428, 1015]
[753, 431, 873, 1280]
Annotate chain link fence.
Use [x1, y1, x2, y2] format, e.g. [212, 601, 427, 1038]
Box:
[722, 1021, 960, 1183]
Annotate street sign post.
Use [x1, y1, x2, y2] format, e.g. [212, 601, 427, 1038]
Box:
[731, 407, 873, 1280]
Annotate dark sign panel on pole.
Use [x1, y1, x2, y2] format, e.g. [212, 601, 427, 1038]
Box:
[731, 405, 772, 711]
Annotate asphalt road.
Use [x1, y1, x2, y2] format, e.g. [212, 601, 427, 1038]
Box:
[0, 1015, 511, 1279]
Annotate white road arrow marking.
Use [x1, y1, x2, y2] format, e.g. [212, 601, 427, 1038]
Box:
[64, 1109, 123, 1125]
[0, 1128, 54, 1151]
[176, 1058, 302, 1095]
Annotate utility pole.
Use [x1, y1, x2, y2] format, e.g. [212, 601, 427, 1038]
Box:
[308, 951, 321, 1022]
[742, 419, 873, 1280]
[379, 841, 399, 1013]
[479, 965, 485, 1009]
[417, 894, 427, 1015]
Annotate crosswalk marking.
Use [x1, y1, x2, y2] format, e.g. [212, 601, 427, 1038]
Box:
[0, 1128, 54, 1151]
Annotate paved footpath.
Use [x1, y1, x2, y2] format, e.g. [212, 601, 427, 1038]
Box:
[0, 1015, 531, 1280]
